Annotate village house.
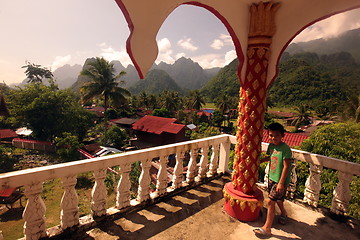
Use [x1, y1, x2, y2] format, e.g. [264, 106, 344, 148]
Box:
[131, 115, 188, 148]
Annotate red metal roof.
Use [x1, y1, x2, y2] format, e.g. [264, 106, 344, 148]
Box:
[0, 129, 18, 139]
[262, 130, 309, 147]
[132, 115, 185, 135]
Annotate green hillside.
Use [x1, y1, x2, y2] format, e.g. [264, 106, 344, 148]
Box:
[129, 69, 182, 95]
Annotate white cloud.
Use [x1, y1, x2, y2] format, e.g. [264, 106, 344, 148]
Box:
[177, 38, 198, 51]
[293, 9, 360, 42]
[51, 55, 71, 70]
[210, 34, 234, 50]
[99, 44, 132, 67]
[156, 38, 175, 64]
[175, 52, 186, 59]
[224, 50, 237, 65]
[210, 39, 224, 50]
[191, 50, 238, 69]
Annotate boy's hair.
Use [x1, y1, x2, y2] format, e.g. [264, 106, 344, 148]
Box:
[267, 122, 286, 135]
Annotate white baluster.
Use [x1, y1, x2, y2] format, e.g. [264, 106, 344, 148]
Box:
[91, 169, 107, 218]
[172, 151, 185, 189]
[218, 140, 230, 173]
[208, 144, 220, 177]
[263, 163, 269, 188]
[196, 147, 209, 181]
[60, 175, 79, 229]
[156, 154, 169, 195]
[137, 159, 151, 202]
[331, 171, 353, 215]
[116, 163, 132, 209]
[23, 183, 47, 239]
[304, 163, 323, 207]
[286, 159, 298, 199]
[186, 149, 198, 183]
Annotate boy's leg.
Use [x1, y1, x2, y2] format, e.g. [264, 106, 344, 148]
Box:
[277, 200, 287, 216]
[262, 198, 276, 234]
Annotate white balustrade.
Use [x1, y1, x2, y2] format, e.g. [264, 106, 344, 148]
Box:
[303, 163, 323, 207]
[331, 171, 353, 215]
[156, 154, 169, 195]
[208, 144, 220, 177]
[91, 169, 107, 217]
[1, 134, 359, 240]
[60, 175, 79, 229]
[137, 159, 152, 202]
[172, 150, 185, 189]
[186, 149, 198, 183]
[23, 183, 47, 239]
[197, 146, 209, 181]
[116, 163, 132, 209]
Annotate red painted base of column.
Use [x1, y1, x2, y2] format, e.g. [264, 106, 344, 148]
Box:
[223, 182, 264, 222]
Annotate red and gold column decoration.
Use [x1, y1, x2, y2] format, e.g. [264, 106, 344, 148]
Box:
[224, 1, 280, 221]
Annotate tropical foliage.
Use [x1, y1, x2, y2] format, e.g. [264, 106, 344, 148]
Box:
[300, 122, 360, 219]
[8, 83, 94, 141]
[80, 57, 130, 112]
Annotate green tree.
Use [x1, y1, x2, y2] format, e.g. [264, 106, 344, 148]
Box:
[291, 104, 312, 128]
[8, 83, 94, 141]
[80, 57, 130, 113]
[22, 62, 53, 83]
[188, 90, 205, 111]
[300, 122, 360, 219]
[55, 132, 83, 162]
[152, 108, 172, 118]
[160, 91, 181, 114]
[102, 125, 129, 148]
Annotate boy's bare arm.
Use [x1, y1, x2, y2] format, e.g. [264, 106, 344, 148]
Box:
[276, 158, 291, 192]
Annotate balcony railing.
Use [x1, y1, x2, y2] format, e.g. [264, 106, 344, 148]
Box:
[0, 134, 359, 240]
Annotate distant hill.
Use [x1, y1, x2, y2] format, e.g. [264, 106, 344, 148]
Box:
[157, 57, 219, 90]
[286, 28, 360, 63]
[128, 69, 182, 95]
[200, 58, 239, 102]
[70, 57, 220, 93]
[53, 64, 82, 89]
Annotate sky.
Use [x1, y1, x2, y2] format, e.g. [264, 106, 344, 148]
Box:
[0, 0, 359, 85]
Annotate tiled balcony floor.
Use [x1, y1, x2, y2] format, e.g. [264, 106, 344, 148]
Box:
[52, 176, 359, 240]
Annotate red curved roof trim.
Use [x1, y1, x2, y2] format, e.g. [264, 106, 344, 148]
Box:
[184, 1, 244, 82]
[270, 5, 360, 87]
[114, 0, 144, 79]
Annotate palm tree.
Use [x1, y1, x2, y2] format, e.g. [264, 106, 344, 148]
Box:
[215, 93, 232, 126]
[80, 57, 130, 113]
[160, 91, 181, 114]
[80, 57, 131, 142]
[292, 104, 312, 128]
[188, 90, 205, 111]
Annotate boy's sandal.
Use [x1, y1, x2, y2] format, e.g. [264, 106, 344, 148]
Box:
[278, 215, 287, 225]
[253, 228, 272, 237]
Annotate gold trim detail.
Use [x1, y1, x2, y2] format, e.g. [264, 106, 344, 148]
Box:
[223, 189, 264, 213]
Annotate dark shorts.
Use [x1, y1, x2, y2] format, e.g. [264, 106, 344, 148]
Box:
[268, 180, 286, 201]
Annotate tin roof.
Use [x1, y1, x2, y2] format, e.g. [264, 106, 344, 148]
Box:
[132, 115, 185, 135]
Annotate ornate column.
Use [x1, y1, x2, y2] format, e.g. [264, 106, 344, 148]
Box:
[137, 159, 151, 202]
[116, 162, 132, 209]
[223, 1, 280, 221]
[196, 146, 209, 181]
